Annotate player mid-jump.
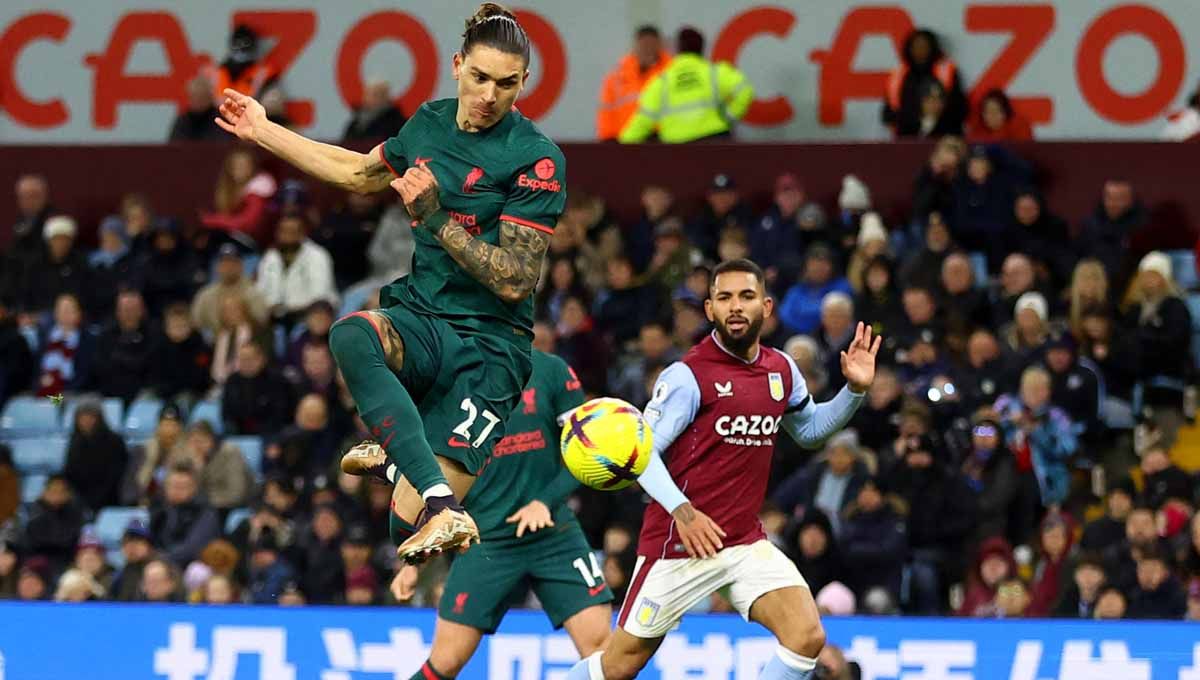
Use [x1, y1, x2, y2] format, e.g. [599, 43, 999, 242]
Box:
[214, 3, 565, 562]
[566, 258, 881, 680]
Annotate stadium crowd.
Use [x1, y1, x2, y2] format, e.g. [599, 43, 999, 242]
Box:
[2, 26, 1200, 626]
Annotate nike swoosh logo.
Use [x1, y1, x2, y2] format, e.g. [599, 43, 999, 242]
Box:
[447, 438, 471, 449]
[588, 584, 606, 597]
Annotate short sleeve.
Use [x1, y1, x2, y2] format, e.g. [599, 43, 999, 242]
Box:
[500, 145, 566, 234]
[551, 358, 587, 420]
[380, 134, 406, 177]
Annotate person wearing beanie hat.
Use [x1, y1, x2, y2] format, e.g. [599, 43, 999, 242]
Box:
[1043, 330, 1104, 447]
[839, 476, 907, 604]
[86, 215, 137, 320]
[1125, 248, 1191, 448]
[846, 212, 889, 294]
[839, 175, 871, 213]
[683, 173, 753, 262]
[783, 509, 843, 596]
[20, 214, 88, 316]
[1007, 290, 1051, 364]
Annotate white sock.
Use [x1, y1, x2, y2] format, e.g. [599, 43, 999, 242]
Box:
[385, 464, 398, 484]
[421, 483, 453, 500]
[564, 652, 604, 680]
[758, 646, 816, 679]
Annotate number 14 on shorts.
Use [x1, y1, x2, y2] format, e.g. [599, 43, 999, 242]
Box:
[573, 553, 606, 595]
[452, 398, 501, 447]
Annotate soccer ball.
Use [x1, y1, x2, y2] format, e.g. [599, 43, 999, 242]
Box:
[561, 397, 653, 490]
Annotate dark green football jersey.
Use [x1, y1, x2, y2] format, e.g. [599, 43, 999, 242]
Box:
[463, 349, 586, 543]
[379, 99, 566, 346]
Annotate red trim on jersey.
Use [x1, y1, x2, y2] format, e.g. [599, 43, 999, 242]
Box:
[500, 214, 555, 234]
[341, 310, 386, 348]
[616, 556, 657, 627]
[421, 662, 439, 680]
[378, 144, 401, 177]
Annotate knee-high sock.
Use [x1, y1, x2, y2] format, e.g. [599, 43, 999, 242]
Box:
[564, 652, 605, 680]
[409, 659, 453, 680]
[329, 315, 448, 496]
[758, 647, 816, 680]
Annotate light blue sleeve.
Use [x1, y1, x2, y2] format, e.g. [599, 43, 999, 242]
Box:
[636, 362, 700, 513]
[778, 351, 865, 449]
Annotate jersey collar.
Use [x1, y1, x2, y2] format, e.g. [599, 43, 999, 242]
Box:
[710, 330, 760, 365]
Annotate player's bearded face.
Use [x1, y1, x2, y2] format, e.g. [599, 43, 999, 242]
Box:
[453, 47, 529, 130]
[706, 272, 772, 355]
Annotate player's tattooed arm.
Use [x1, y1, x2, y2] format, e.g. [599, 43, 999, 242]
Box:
[393, 165, 549, 303]
[350, 146, 399, 194]
[437, 220, 549, 304]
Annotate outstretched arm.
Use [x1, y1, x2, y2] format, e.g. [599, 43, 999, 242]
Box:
[780, 322, 881, 448]
[393, 166, 549, 304]
[215, 88, 393, 194]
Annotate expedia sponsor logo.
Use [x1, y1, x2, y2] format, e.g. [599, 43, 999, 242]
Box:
[715, 414, 782, 437]
[517, 174, 561, 192]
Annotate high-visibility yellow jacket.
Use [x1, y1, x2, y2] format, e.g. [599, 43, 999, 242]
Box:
[619, 53, 754, 144]
[596, 50, 671, 141]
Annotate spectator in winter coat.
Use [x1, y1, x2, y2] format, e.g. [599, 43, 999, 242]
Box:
[772, 430, 870, 536]
[912, 138, 965, 227]
[1008, 190, 1075, 291]
[3, 174, 52, 288]
[311, 188, 385, 291]
[19, 216, 88, 317]
[1128, 548, 1187, 619]
[594, 256, 665, 349]
[169, 75, 222, 141]
[130, 404, 187, 504]
[1052, 553, 1107, 619]
[21, 475, 85, 575]
[952, 147, 1016, 268]
[1139, 446, 1192, 510]
[1042, 332, 1103, 448]
[1080, 478, 1136, 552]
[1104, 505, 1169, 594]
[0, 446, 17, 526]
[554, 295, 609, 395]
[815, 292, 856, 394]
[62, 399, 128, 513]
[1076, 307, 1140, 428]
[962, 412, 1019, 546]
[149, 467, 220, 566]
[778, 244, 853, 336]
[940, 252, 991, 332]
[256, 214, 338, 329]
[968, 89, 1034, 142]
[750, 173, 823, 285]
[191, 244, 270, 337]
[992, 254, 1047, 330]
[1121, 251, 1193, 447]
[138, 558, 184, 603]
[888, 434, 976, 614]
[609, 321, 681, 407]
[86, 216, 137, 322]
[845, 213, 889, 294]
[267, 394, 342, 484]
[1066, 260, 1112, 340]
[899, 211, 954, 293]
[0, 296, 33, 407]
[247, 529, 297, 604]
[882, 29, 967, 138]
[958, 536, 1018, 616]
[786, 510, 843, 596]
[297, 504, 345, 604]
[90, 289, 154, 402]
[850, 367, 903, 455]
[110, 520, 156, 602]
[1027, 511, 1077, 616]
[685, 173, 753, 262]
[135, 217, 207, 318]
[1077, 180, 1146, 287]
[201, 148, 278, 247]
[839, 478, 908, 602]
[855, 256, 905, 344]
[167, 421, 254, 512]
[1093, 586, 1128, 620]
[995, 366, 1078, 509]
[222, 341, 294, 436]
[150, 303, 212, 403]
[341, 78, 407, 143]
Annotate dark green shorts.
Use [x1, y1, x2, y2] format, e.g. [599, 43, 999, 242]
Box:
[438, 525, 614, 633]
[378, 304, 532, 474]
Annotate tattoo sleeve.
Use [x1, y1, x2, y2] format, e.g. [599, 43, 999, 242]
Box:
[434, 219, 550, 304]
[351, 148, 397, 194]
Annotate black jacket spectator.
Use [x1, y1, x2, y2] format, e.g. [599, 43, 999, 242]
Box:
[22, 476, 85, 574]
[1008, 191, 1076, 291]
[772, 438, 870, 536]
[839, 481, 907, 600]
[1078, 183, 1147, 286]
[222, 342, 294, 436]
[0, 298, 32, 406]
[21, 226, 89, 315]
[169, 76, 223, 141]
[150, 306, 212, 402]
[1127, 555, 1187, 620]
[134, 219, 206, 317]
[296, 505, 345, 604]
[887, 444, 976, 556]
[85, 216, 139, 322]
[63, 401, 129, 513]
[594, 259, 665, 349]
[1122, 291, 1192, 412]
[1044, 337, 1104, 446]
[686, 174, 752, 261]
[90, 291, 154, 402]
[786, 510, 843, 596]
[898, 213, 953, 292]
[149, 468, 220, 566]
[341, 86, 407, 142]
[312, 192, 384, 289]
[962, 442, 1019, 546]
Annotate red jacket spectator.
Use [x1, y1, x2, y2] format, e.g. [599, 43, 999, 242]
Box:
[1028, 511, 1077, 617]
[958, 537, 1018, 616]
[201, 148, 277, 247]
[969, 89, 1034, 142]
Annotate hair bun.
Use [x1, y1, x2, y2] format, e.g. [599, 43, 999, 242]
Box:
[466, 3, 515, 31]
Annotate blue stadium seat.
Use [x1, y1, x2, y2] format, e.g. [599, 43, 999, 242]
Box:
[189, 399, 223, 434]
[21, 474, 48, 503]
[0, 397, 60, 436]
[62, 397, 124, 433]
[969, 252, 989, 289]
[94, 506, 150, 553]
[10, 437, 68, 474]
[226, 436, 263, 480]
[1168, 250, 1198, 291]
[123, 398, 163, 437]
[225, 507, 251, 535]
